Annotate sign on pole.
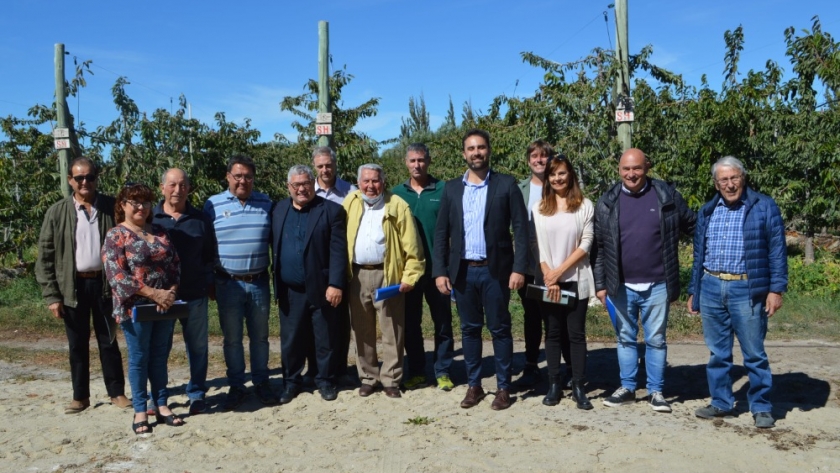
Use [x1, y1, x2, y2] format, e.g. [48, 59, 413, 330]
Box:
[615, 97, 635, 123]
[316, 112, 332, 124]
[53, 127, 70, 138]
[316, 124, 333, 136]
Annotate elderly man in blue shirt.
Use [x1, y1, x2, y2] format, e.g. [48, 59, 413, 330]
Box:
[688, 156, 787, 429]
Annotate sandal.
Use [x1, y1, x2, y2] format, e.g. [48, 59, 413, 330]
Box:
[154, 409, 184, 427]
[132, 416, 153, 435]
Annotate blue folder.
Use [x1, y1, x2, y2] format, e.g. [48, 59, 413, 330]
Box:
[374, 284, 402, 302]
[605, 296, 618, 330]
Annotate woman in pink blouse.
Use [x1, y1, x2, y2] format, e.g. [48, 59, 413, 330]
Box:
[102, 183, 181, 434]
[532, 156, 595, 410]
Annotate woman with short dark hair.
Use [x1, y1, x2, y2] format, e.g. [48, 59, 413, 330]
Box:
[102, 183, 182, 434]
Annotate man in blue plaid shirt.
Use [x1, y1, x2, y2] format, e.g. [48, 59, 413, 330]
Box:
[688, 156, 787, 429]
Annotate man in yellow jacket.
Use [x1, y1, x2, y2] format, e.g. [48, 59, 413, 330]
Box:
[343, 163, 425, 399]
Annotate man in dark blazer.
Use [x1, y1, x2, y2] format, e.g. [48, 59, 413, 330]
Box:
[272, 165, 348, 403]
[433, 128, 529, 411]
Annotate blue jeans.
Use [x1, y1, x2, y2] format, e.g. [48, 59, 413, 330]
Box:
[178, 297, 209, 401]
[215, 276, 271, 388]
[453, 265, 513, 390]
[121, 318, 175, 413]
[699, 273, 772, 414]
[612, 282, 668, 393]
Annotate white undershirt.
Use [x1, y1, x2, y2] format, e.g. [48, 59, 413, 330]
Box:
[74, 201, 102, 272]
[528, 182, 542, 221]
[353, 199, 386, 265]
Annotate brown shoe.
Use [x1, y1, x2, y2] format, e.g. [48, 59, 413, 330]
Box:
[491, 389, 512, 410]
[65, 398, 90, 414]
[383, 387, 402, 398]
[110, 395, 132, 409]
[359, 383, 378, 397]
[460, 386, 485, 409]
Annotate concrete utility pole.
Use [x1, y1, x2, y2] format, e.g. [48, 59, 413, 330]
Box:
[54, 43, 72, 198]
[614, 0, 632, 151]
[317, 21, 331, 148]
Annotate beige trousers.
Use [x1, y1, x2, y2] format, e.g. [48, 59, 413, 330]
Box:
[349, 266, 404, 388]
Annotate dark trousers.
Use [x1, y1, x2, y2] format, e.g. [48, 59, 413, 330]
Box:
[517, 275, 546, 365]
[63, 277, 125, 400]
[306, 300, 350, 378]
[540, 282, 588, 380]
[279, 286, 337, 388]
[404, 274, 454, 379]
[454, 263, 513, 390]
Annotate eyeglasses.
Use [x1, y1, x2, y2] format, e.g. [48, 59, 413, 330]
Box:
[715, 175, 743, 186]
[288, 180, 314, 191]
[72, 174, 97, 183]
[124, 200, 152, 210]
[230, 173, 255, 182]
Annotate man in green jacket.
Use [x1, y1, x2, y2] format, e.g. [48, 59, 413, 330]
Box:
[391, 143, 454, 392]
[35, 157, 129, 414]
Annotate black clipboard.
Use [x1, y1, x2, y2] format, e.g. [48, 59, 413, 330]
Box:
[131, 301, 189, 322]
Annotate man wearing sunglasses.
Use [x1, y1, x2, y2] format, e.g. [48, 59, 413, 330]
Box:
[36, 157, 131, 414]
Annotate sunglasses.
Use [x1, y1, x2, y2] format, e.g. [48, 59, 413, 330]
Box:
[72, 174, 97, 183]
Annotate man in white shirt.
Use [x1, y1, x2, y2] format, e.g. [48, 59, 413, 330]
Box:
[342, 164, 424, 399]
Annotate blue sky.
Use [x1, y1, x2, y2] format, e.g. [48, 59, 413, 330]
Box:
[1, 1, 836, 148]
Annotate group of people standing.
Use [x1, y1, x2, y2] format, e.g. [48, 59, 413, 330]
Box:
[34, 127, 788, 435]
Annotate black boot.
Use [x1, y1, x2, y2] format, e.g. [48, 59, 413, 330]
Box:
[571, 379, 593, 410]
[542, 376, 562, 406]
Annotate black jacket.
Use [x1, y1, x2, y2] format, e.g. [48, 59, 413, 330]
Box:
[592, 179, 696, 303]
[271, 196, 348, 308]
[432, 171, 529, 284]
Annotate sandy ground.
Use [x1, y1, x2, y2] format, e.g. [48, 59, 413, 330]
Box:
[1, 336, 839, 473]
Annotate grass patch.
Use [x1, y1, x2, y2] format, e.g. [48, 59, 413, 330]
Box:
[404, 416, 435, 425]
[0, 344, 66, 369]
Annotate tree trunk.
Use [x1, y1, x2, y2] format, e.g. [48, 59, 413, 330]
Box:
[804, 229, 815, 265]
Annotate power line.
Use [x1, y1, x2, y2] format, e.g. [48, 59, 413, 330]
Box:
[499, 11, 606, 98]
[89, 62, 172, 99]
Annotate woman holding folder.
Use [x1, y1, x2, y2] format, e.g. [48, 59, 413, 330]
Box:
[102, 183, 182, 434]
[532, 155, 595, 409]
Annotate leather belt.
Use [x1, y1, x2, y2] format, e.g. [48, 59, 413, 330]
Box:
[704, 269, 748, 281]
[216, 269, 267, 283]
[465, 259, 488, 267]
[76, 270, 102, 279]
[353, 263, 384, 270]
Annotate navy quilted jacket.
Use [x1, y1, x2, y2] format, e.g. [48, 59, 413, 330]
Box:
[688, 187, 788, 311]
[593, 179, 696, 303]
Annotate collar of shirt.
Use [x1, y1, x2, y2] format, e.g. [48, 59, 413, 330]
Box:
[291, 197, 313, 212]
[716, 194, 746, 209]
[73, 193, 98, 210]
[621, 179, 650, 196]
[462, 170, 490, 188]
[401, 176, 439, 192]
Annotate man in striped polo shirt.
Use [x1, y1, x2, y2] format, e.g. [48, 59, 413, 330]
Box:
[204, 154, 279, 409]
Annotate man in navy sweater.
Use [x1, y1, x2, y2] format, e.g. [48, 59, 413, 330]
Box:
[688, 156, 787, 429]
[593, 148, 695, 413]
[152, 168, 217, 414]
